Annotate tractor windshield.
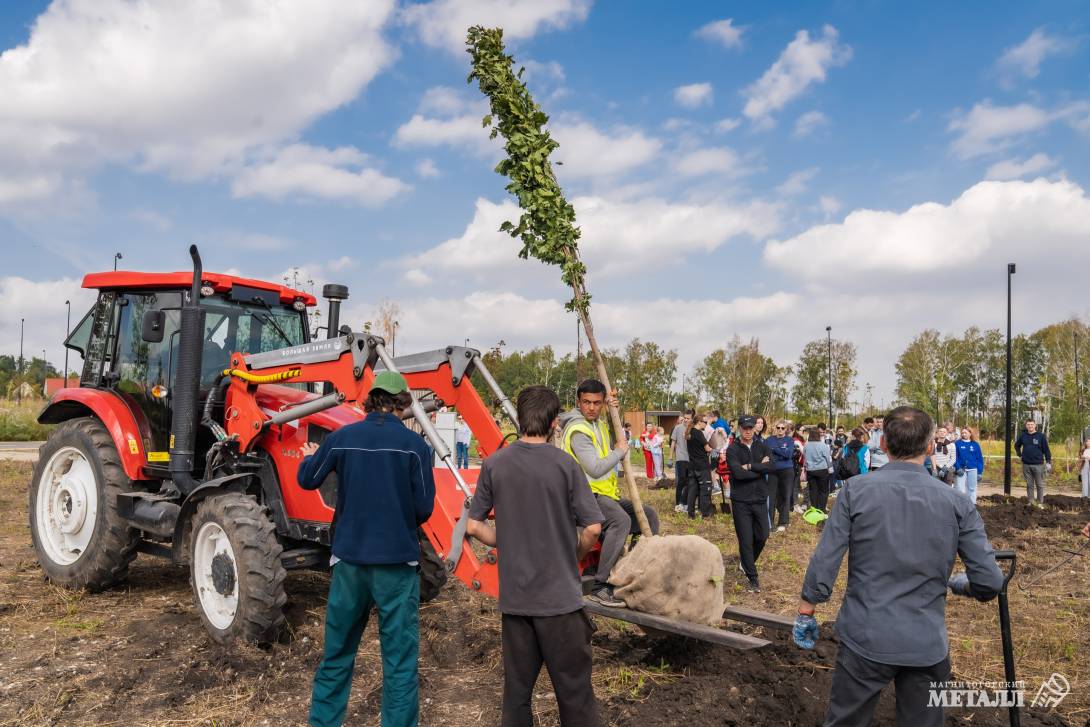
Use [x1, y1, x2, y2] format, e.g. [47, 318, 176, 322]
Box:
[200, 297, 307, 381]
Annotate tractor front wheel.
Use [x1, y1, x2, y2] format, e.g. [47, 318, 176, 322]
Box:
[188, 492, 287, 644]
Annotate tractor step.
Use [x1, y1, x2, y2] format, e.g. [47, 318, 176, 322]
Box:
[583, 601, 772, 650]
[280, 547, 329, 570]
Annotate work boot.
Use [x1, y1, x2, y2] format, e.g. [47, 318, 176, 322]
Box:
[588, 585, 626, 608]
[746, 578, 761, 593]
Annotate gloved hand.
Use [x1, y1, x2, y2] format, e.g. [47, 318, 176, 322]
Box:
[1046, 462, 1053, 474]
[793, 613, 819, 649]
[948, 573, 972, 597]
[955, 468, 965, 476]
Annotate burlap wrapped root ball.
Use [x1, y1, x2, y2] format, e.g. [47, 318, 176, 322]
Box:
[608, 535, 725, 625]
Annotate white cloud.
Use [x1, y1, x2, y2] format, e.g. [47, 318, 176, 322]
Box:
[714, 117, 742, 133]
[776, 167, 819, 196]
[402, 0, 591, 53]
[393, 87, 495, 155]
[0, 1, 397, 189]
[0, 174, 61, 204]
[415, 158, 441, 178]
[764, 178, 1090, 279]
[231, 144, 410, 206]
[948, 102, 1054, 159]
[694, 18, 745, 49]
[818, 195, 841, 217]
[673, 147, 747, 178]
[403, 268, 433, 286]
[742, 25, 851, 123]
[984, 153, 1057, 181]
[129, 209, 172, 232]
[419, 86, 475, 116]
[996, 28, 1070, 82]
[0, 276, 96, 374]
[551, 122, 662, 178]
[520, 59, 566, 83]
[402, 194, 780, 280]
[674, 82, 714, 108]
[793, 110, 828, 138]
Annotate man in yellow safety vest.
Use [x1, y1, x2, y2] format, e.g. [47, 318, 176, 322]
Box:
[558, 379, 659, 608]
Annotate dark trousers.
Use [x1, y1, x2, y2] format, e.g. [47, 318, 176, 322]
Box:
[808, 470, 831, 511]
[501, 610, 601, 727]
[686, 465, 713, 518]
[592, 494, 630, 587]
[770, 468, 795, 526]
[731, 497, 770, 579]
[674, 460, 689, 506]
[309, 562, 419, 727]
[619, 498, 660, 536]
[825, 644, 949, 727]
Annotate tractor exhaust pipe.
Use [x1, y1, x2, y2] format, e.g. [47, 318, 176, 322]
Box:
[322, 284, 349, 340]
[168, 244, 207, 495]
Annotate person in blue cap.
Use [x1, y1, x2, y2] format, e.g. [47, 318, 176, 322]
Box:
[299, 371, 436, 727]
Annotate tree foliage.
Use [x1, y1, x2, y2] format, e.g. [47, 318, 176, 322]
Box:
[690, 337, 786, 418]
[791, 338, 857, 422]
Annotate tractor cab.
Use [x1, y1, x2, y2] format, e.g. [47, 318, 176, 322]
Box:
[63, 270, 316, 471]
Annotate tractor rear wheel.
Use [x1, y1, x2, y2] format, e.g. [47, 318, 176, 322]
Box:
[417, 529, 447, 602]
[29, 417, 138, 590]
[188, 492, 287, 644]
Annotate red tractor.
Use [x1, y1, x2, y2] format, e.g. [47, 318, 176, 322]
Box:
[31, 245, 778, 649]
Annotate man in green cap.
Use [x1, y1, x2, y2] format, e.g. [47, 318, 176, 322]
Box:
[299, 371, 436, 727]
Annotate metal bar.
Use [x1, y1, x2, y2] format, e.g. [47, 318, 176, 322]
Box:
[721, 605, 796, 632]
[474, 354, 519, 429]
[374, 343, 474, 500]
[582, 601, 771, 650]
[1004, 263, 1015, 495]
[265, 391, 343, 428]
[994, 549, 1020, 727]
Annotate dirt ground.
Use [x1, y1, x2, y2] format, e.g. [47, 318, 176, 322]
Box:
[1, 460, 1087, 726]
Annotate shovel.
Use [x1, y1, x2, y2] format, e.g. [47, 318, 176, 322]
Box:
[993, 549, 1019, 727]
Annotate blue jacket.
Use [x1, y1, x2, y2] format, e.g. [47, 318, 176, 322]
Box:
[954, 439, 984, 474]
[766, 435, 796, 471]
[1014, 431, 1051, 465]
[298, 412, 436, 566]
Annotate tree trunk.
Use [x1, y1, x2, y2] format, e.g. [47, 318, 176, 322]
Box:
[572, 281, 653, 537]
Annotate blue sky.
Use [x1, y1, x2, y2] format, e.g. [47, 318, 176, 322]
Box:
[2, 1, 1089, 404]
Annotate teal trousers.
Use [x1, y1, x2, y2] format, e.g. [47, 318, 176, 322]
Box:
[309, 562, 420, 727]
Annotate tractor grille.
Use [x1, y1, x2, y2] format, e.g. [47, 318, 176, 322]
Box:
[307, 425, 338, 508]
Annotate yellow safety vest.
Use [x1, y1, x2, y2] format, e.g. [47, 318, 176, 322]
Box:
[562, 418, 620, 501]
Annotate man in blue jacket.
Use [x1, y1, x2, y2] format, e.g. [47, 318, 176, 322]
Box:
[299, 371, 436, 727]
[1015, 418, 1052, 507]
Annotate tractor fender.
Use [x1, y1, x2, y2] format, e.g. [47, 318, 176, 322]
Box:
[38, 389, 150, 481]
[170, 472, 255, 563]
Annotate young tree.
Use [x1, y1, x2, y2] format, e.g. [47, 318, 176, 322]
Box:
[791, 338, 857, 422]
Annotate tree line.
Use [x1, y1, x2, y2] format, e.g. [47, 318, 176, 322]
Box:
[469, 316, 1090, 444]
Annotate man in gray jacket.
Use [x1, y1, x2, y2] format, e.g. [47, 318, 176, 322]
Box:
[559, 379, 659, 608]
[793, 406, 1004, 726]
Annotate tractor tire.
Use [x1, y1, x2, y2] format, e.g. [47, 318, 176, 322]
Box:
[418, 529, 447, 602]
[188, 492, 287, 644]
[29, 417, 138, 591]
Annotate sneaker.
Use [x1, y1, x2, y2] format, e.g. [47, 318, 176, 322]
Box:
[746, 578, 761, 593]
[674, 504, 686, 513]
[793, 505, 805, 514]
[776, 525, 786, 533]
[711, 485, 723, 496]
[587, 585, 627, 608]
[738, 562, 746, 576]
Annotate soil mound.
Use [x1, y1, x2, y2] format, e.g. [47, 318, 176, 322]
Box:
[977, 497, 1087, 537]
[605, 631, 1070, 726]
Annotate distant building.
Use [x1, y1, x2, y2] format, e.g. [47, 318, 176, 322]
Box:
[43, 376, 79, 398]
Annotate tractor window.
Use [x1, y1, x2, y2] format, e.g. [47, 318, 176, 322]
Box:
[199, 297, 307, 383]
[113, 293, 182, 395]
[64, 307, 95, 358]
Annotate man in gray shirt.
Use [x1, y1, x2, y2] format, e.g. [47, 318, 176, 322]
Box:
[670, 411, 692, 513]
[794, 406, 1004, 726]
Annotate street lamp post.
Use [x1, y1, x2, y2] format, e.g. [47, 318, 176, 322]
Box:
[826, 326, 833, 427]
[1075, 328, 1081, 418]
[19, 318, 24, 374]
[392, 321, 399, 358]
[114, 252, 123, 270]
[1004, 263, 1016, 495]
[64, 300, 71, 383]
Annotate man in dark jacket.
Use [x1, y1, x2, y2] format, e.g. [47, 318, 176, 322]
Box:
[794, 406, 1004, 726]
[1015, 418, 1052, 506]
[299, 371, 436, 727]
[726, 415, 775, 592]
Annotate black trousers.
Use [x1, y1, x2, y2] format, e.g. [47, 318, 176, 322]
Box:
[674, 460, 690, 506]
[770, 468, 795, 526]
[825, 644, 949, 727]
[501, 610, 601, 727]
[808, 470, 831, 511]
[731, 497, 770, 579]
[619, 498, 660, 536]
[685, 465, 713, 518]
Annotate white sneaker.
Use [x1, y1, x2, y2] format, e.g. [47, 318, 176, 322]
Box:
[711, 486, 723, 496]
[776, 525, 786, 533]
[674, 504, 686, 513]
[793, 505, 805, 514]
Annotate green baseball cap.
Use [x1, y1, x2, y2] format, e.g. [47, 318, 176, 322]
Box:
[371, 371, 408, 395]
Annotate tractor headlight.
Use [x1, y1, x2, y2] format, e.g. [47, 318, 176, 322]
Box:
[292, 299, 306, 311]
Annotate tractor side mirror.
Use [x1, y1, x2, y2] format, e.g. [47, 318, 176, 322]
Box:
[141, 310, 166, 343]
